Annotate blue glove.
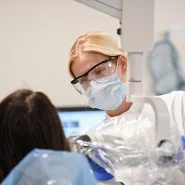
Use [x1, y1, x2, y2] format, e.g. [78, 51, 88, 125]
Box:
[175, 135, 185, 160]
[88, 158, 114, 181]
[181, 135, 185, 150]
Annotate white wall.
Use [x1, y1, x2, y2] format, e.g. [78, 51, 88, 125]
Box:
[0, 0, 185, 106]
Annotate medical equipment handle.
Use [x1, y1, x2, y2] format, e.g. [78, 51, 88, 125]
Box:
[131, 95, 171, 145]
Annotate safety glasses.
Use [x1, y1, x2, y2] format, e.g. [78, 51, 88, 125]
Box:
[71, 56, 119, 94]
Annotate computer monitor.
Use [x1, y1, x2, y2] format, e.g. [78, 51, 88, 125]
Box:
[57, 107, 106, 137]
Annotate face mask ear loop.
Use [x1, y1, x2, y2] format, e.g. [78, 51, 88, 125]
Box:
[115, 59, 121, 80]
[115, 60, 118, 73]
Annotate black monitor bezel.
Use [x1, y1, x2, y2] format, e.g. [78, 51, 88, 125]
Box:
[57, 106, 102, 112]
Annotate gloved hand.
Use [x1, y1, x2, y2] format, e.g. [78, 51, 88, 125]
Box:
[88, 157, 114, 181]
[174, 135, 185, 161]
[181, 135, 185, 150]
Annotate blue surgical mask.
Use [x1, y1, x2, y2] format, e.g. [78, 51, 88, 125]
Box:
[85, 73, 127, 110]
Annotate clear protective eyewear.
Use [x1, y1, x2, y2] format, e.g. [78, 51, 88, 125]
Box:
[71, 56, 119, 94]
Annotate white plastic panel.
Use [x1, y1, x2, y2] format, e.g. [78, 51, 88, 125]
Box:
[74, 0, 122, 19]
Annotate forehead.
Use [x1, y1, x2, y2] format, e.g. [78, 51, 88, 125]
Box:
[71, 52, 108, 77]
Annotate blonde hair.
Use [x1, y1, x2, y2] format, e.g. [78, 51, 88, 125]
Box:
[68, 32, 127, 77]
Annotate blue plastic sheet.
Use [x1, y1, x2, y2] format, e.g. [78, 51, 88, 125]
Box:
[1, 149, 96, 185]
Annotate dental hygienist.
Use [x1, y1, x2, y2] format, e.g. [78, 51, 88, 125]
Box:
[68, 31, 185, 185]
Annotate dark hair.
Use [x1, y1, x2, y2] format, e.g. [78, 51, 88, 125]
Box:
[0, 89, 70, 181]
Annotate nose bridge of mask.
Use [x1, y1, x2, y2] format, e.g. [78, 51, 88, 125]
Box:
[89, 80, 97, 87]
[89, 72, 121, 87]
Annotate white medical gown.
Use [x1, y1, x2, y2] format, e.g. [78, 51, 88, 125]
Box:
[86, 91, 185, 185]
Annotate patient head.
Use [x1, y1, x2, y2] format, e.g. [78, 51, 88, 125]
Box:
[0, 89, 70, 180]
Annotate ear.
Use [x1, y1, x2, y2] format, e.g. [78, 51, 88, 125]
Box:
[118, 55, 127, 72]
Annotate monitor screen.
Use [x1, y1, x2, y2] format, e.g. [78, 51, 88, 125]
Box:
[57, 107, 106, 137]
